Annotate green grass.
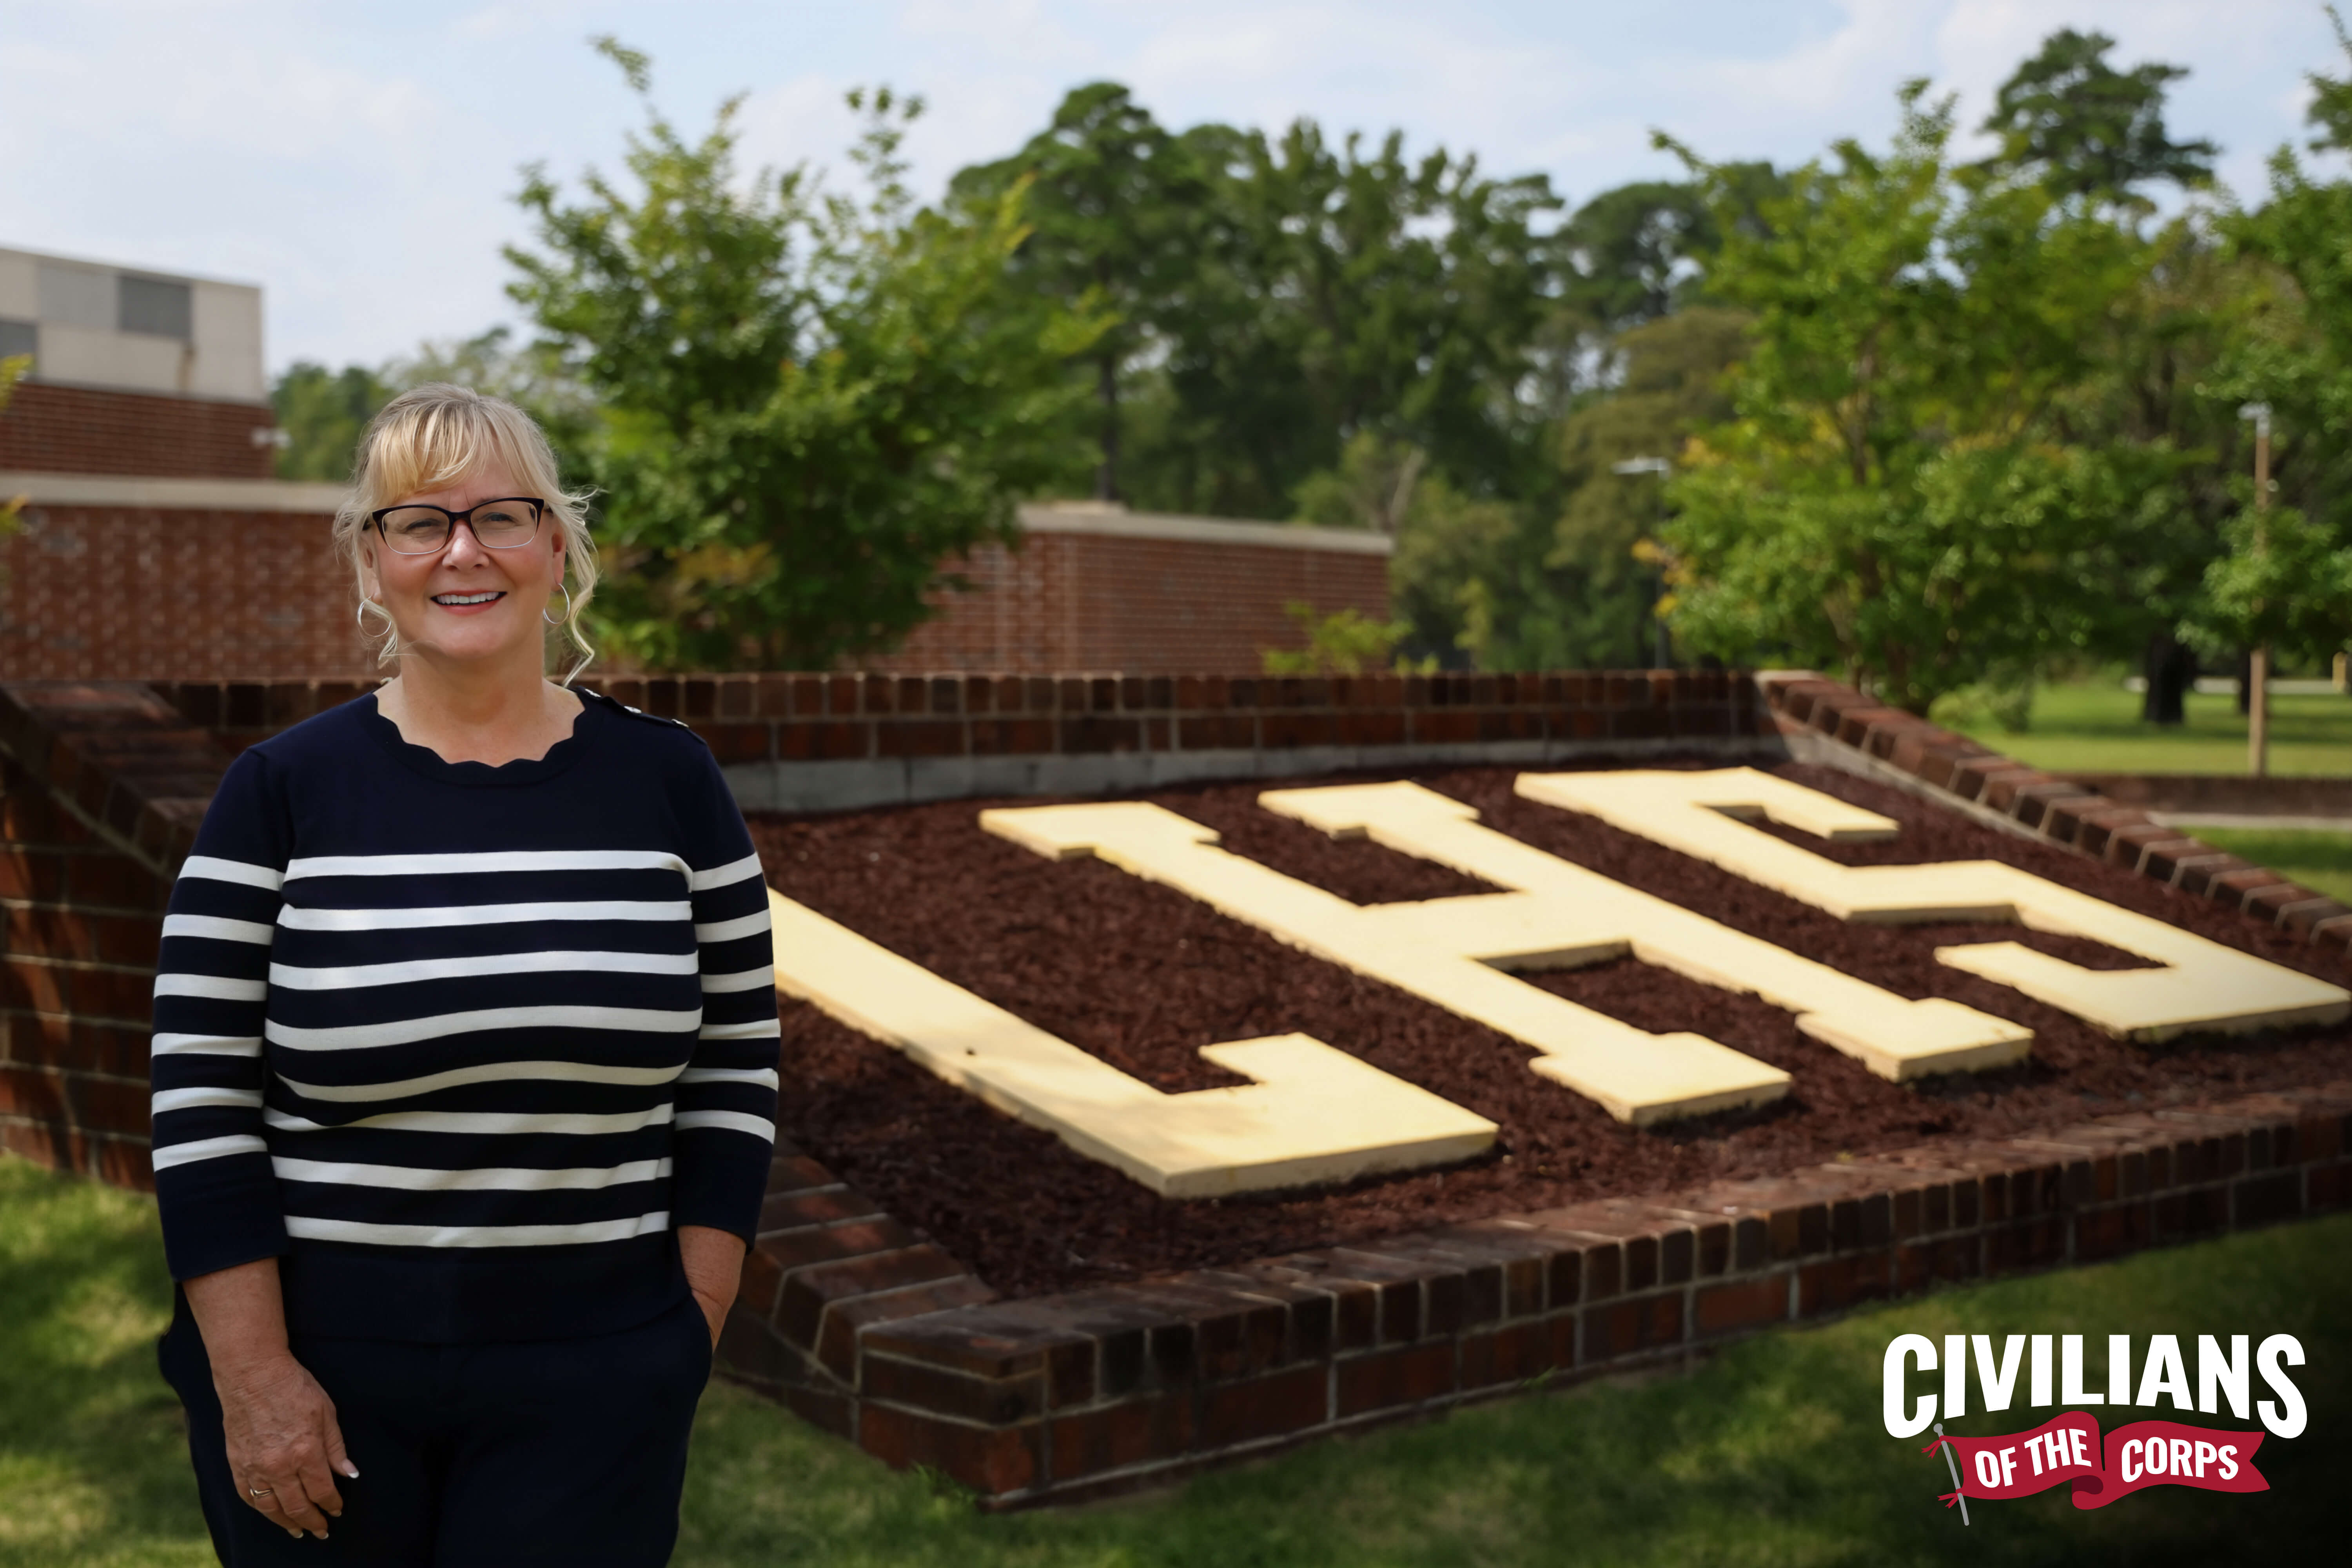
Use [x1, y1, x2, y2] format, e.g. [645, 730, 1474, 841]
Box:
[1944, 682, 2352, 777]
[2187, 827, 2352, 905]
[5, 1151, 2345, 1566]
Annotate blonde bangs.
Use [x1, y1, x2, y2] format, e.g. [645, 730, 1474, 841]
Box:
[333, 383, 601, 682]
[361, 397, 540, 512]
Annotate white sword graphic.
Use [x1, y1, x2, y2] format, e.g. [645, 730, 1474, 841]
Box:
[1933, 1421, 1969, 1526]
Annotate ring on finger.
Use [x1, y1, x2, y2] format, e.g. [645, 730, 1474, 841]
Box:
[247, 1486, 275, 1500]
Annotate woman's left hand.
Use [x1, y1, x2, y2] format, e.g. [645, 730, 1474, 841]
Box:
[679, 1225, 747, 1350]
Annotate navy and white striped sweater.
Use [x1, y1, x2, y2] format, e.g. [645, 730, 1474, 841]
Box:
[149, 691, 780, 1343]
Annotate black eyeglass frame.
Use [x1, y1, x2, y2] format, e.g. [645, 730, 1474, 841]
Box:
[367, 497, 549, 555]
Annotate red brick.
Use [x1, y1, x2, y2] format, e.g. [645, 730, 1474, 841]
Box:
[755, 1183, 883, 1236]
[1796, 1251, 1892, 1314]
[858, 1406, 1041, 1497]
[777, 1245, 974, 1348]
[0, 1064, 69, 1120]
[0, 382, 274, 479]
[1580, 1292, 1684, 1363]
[1693, 1276, 1787, 1338]
[862, 1352, 1046, 1425]
[1199, 1364, 1328, 1446]
[1049, 1395, 1194, 1482]
[1458, 1315, 1576, 1389]
[1334, 1341, 1457, 1417]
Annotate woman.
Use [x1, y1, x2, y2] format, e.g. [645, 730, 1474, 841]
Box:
[149, 383, 780, 1565]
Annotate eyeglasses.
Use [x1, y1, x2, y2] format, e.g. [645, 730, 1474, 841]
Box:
[370, 497, 547, 555]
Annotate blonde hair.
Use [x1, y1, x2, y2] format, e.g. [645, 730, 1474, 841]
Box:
[335, 383, 600, 682]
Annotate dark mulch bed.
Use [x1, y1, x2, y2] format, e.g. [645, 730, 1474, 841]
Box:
[748, 760, 2352, 1298]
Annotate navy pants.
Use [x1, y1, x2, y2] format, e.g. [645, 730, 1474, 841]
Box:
[160, 1293, 711, 1566]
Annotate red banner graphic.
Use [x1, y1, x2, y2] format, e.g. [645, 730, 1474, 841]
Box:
[1920, 1412, 2268, 1511]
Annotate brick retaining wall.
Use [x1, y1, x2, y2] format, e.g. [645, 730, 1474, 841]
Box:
[6, 670, 2351, 1506]
[1757, 675, 2352, 965]
[713, 1082, 2352, 1505]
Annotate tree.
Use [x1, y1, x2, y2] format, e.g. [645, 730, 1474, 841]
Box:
[1550, 165, 1780, 337]
[508, 40, 1107, 670]
[949, 84, 1206, 502]
[1655, 83, 2154, 714]
[270, 361, 393, 481]
[1290, 430, 1515, 665]
[1543, 307, 1748, 668]
[2194, 9, 2352, 683]
[1555, 181, 1715, 334]
[1978, 28, 2216, 211]
[1098, 115, 1563, 519]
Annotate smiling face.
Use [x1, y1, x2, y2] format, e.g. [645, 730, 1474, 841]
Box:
[361, 460, 566, 673]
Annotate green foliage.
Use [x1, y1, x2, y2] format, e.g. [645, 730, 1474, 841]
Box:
[269, 360, 393, 481]
[0, 355, 25, 572]
[1259, 600, 1418, 676]
[1655, 83, 2160, 713]
[1554, 180, 1715, 334]
[1289, 430, 1517, 664]
[1540, 307, 1748, 668]
[948, 83, 1207, 501]
[1169, 121, 1563, 519]
[968, 87, 1570, 524]
[508, 43, 1108, 671]
[1553, 166, 1781, 336]
[2196, 11, 2352, 671]
[2190, 504, 2352, 656]
[1976, 27, 2217, 209]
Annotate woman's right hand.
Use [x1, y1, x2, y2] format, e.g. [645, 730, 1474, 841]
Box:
[212, 1352, 354, 1540]
[182, 1258, 358, 1541]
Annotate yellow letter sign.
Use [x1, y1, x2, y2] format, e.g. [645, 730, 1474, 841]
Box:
[764, 889, 1496, 1198]
[1517, 769, 2349, 1041]
[982, 783, 2031, 1125]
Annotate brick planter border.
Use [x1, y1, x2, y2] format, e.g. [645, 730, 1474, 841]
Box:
[6, 671, 2351, 1506]
[1755, 674, 2352, 964]
[714, 1083, 2352, 1506]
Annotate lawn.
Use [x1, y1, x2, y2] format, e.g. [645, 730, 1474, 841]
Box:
[1944, 682, 2352, 778]
[2187, 826, 2352, 905]
[4, 1153, 2345, 1566]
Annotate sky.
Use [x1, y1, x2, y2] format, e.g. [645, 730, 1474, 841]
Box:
[3, 0, 2343, 376]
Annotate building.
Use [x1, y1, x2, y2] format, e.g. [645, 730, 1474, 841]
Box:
[1, 243, 1388, 680]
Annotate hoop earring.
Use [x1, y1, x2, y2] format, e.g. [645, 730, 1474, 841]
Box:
[356, 597, 382, 631]
[544, 582, 574, 627]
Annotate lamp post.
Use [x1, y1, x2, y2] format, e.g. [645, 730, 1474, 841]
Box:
[1613, 456, 1672, 669]
[2238, 402, 2272, 779]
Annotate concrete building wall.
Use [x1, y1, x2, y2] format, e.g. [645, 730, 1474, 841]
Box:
[0, 245, 266, 404]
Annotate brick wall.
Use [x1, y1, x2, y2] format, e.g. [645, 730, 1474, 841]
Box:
[0, 504, 369, 680]
[0, 683, 216, 1187]
[0, 495, 1385, 682]
[87, 668, 1772, 778]
[0, 381, 278, 479]
[872, 530, 1392, 674]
